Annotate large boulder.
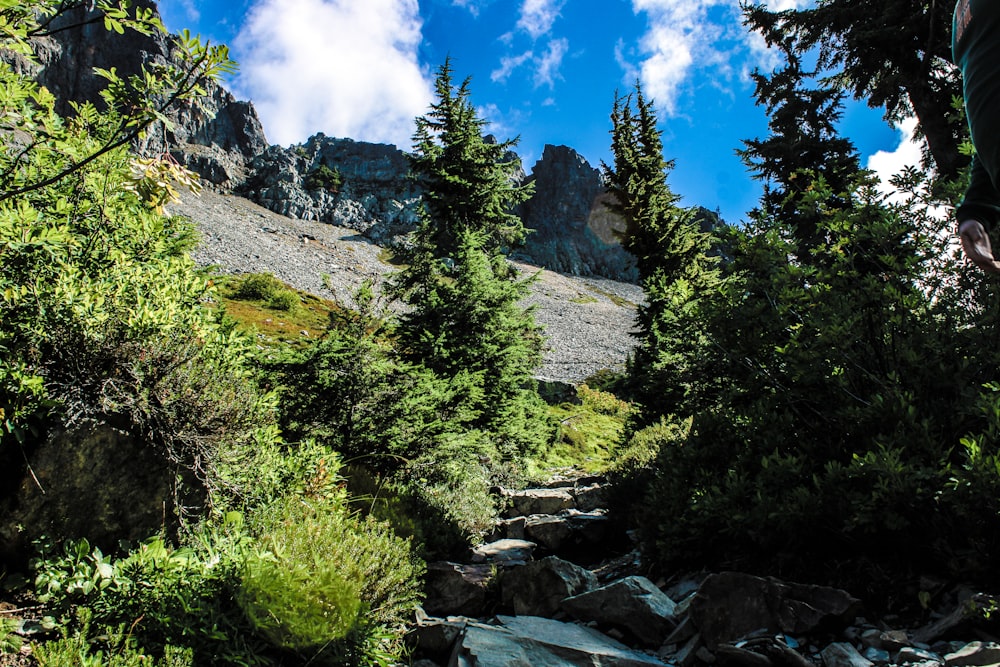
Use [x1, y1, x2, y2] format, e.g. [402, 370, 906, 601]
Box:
[424, 562, 497, 617]
[504, 488, 575, 518]
[561, 576, 679, 647]
[500, 556, 598, 617]
[0, 421, 182, 562]
[448, 615, 668, 667]
[689, 572, 860, 650]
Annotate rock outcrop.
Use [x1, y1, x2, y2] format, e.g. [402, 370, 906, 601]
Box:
[239, 134, 422, 244]
[516, 145, 637, 281]
[27, 0, 268, 187]
[22, 4, 671, 281]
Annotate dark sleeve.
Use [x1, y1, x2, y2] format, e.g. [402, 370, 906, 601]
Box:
[957, 152, 1000, 231]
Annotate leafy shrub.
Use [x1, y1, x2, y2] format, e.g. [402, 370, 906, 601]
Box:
[29, 516, 267, 666]
[239, 497, 423, 665]
[304, 164, 343, 192]
[266, 289, 300, 311]
[33, 608, 194, 667]
[232, 273, 283, 301]
[606, 418, 687, 523]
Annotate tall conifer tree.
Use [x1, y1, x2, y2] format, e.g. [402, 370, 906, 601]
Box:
[391, 59, 551, 458]
[603, 85, 720, 423]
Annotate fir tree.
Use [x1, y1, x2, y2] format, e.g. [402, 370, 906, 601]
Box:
[391, 60, 551, 459]
[603, 84, 721, 424]
[742, 0, 966, 179]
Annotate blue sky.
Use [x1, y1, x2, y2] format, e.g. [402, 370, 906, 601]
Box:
[155, 0, 922, 224]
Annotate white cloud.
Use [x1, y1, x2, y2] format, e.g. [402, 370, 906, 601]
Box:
[492, 50, 534, 83]
[517, 0, 565, 40]
[628, 0, 813, 116]
[452, 0, 494, 17]
[232, 0, 434, 149]
[535, 38, 568, 89]
[866, 117, 925, 202]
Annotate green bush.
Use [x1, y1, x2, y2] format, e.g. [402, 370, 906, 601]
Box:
[266, 289, 300, 312]
[304, 164, 343, 192]
[239, 497, 423, 665]
[30, 516, 267, 666]
[232, 273, 283, 301]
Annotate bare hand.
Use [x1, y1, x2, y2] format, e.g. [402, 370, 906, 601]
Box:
[959, 219, 1000, 273]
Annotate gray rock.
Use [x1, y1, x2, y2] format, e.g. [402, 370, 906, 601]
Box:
[409, 617, 468, 659]
[516, 145, 637, 281]
[689, 572, 859, 650]
[524, 515, 575, 552]
[881, 630, 911, 652]
[471, 539, 536, 566]
[562, 575, 678, 647]
[32, 1, 266, 188]
[449, 615, 667, 667]
[822, 643, 875, 667]
[424, 562, 496, 617]
[0, 421, 184, 561]
[896, 647, 944, 665]
[863, 647, 891, 664]
[945, 642, 1000, 667]
[716, 644, 774, 667]
[505, 488, 575, 518]
[500, 556, 598, 617]
[572, 483, 607, 512]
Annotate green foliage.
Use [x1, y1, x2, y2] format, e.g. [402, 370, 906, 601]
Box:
[29, 516, 267, 666]
[532, 384, 634, 475]
[240, 497, 423, 666]
[391, 60, 554, 467]
[232, 273, 284, 301]
[304, 163, 343, 192]
[33, 609, 193, 667]
[0, 0, 275, 516]
[742, 0, 965, 179]
[603, 84, 721, 425]
[624, 58, 1000, 590]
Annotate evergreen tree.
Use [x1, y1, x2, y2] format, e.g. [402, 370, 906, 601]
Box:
[738, 56, 861, 263]
[743, 0, 966, 179]
[391, 60, 551, 459]
[602, 85, 720, 423]
[631, 61, 996, 587]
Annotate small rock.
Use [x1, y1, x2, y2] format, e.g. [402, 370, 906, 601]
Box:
[822, 642, 875, 667]
[470, 538, 535, 565]
[946, 642, 1000, 667]
[896, 647, 944, 665]
[423, 562, 495, 617]
[881, 630, 911, 652]
[863, 647, 891, 664]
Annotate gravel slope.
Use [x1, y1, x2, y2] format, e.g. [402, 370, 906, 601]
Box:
[169, 190, 642, 384]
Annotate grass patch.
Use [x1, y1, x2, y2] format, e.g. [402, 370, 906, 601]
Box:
[211, 273, 342, 350]
[570, 293, 599, 304]
[529, 384, 635, 477]
[584, 285, 635, 308]
[378, 247, 407, 267]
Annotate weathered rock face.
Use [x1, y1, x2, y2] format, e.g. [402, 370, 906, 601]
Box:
[516, 145, 637, 282]
[0, 422, 181, 562]
[29, 1, 268, 187]
[239, 134, 422, 243]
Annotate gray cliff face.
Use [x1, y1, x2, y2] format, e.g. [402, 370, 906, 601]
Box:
[28, 4, 644, 281]
[240, 135, 422, 245]
[517, 145, 636, 282]
[33, 0, 268, 187]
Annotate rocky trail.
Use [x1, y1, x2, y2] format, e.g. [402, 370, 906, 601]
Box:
[408, 471, 1000, 667]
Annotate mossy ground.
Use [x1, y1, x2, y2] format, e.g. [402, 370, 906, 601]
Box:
[209, 274, 343, 349]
